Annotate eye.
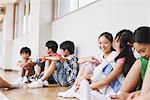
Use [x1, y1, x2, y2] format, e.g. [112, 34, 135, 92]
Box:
[141, 48, 146, 52]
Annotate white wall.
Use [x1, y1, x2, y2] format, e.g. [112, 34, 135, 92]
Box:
[52, 0, 150, 57]
[0, 23, 2, 40]
[2, 0, 150, 70]
[11, 0, 52, 70]
[0, 3, 14, 69]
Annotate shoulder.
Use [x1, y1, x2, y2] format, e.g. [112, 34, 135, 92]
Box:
[68, 54, 78, 61]
[107, 51, 117, 62]
[132, 59, 142, 68]
[116, 58, 126, 64]
[54, 53, 61, 57]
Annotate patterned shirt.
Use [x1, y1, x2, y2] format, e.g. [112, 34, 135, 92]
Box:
[55, 54, 79, 86]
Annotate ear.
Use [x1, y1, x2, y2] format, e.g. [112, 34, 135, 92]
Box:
[65, 49, 70, 55]
[48, 48, 53, 53]
[127, 42, 133, 47]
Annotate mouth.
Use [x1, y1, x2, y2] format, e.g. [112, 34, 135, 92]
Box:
[101, 48, 107, 51]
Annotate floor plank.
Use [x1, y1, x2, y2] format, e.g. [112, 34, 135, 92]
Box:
[0, 71, 78, 100]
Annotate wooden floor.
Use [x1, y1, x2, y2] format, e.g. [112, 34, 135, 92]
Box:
[0, 71, 78, 100]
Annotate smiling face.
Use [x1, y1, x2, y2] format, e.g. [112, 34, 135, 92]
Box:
[98, 36, 112, 54]
[133, 42, 150, 59]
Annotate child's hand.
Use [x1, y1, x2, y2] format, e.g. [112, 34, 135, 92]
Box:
[59, 56, 68, 61]
[39, 56, 46, 62]
[22, 63, 30, 69]
[75, 81, 80, 90]
[110, 92, 130, 100]
[127, 91, 141, 100]
[90, 57, 100, 65]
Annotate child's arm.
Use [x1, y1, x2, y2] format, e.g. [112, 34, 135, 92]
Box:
[78, 56, 100, 65]
[90, 61, 123, 90]
[17, 61, 23, 67]
[45, 56, 62, 61]
[119, 59, 141, 93]
[78, 56, 93, 64]
[23, 59, 36, 69]
[141, 59, 150, 94]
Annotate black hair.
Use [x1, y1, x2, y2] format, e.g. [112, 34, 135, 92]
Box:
[45, 40, 58, 53]
[98, 32, 115, 51]
[20, 47, 31, 56]
[60, 40, 75, 54]
[134, 26, 150, 44]
[115, 29, 136, 77]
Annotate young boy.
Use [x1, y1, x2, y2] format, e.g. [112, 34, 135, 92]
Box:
[16, 47, 35, 83]
[30, 40, 61, 82]
[28, 40, 79, 88]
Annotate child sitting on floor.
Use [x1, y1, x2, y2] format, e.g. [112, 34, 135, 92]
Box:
[28, 40, 79, 88]
[16, 47, 35, 84]
[30, 40, 61, 82]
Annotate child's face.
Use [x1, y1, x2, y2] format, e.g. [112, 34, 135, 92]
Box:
[45, 47, 52, 54]
[98, 36, 112, 54]
[21, 53, 30, 60]
[133, 43, 150, 59]
[60, 49, 68, 57]
[113, 37, 121, 53]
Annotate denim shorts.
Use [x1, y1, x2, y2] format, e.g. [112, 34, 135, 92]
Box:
[36, 59, 45, 72]
[52, 61, 68, 86]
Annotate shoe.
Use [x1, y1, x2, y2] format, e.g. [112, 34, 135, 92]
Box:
[29, 77, 37, 82]
[58, 88, 76, 98]
[43, 80, 49, 87]
[23, 76, 28, 83]
[28, 79, 44, 88]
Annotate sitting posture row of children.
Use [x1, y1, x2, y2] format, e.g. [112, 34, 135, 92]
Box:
[57, 26, 150, 100]
[16, 40, 79, 88]
[14, 26, 150, 100]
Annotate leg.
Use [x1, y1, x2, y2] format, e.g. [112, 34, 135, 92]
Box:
[23, 69, 30, 83]
[0, 77, 11, 88]
[58, 62, 94, 97]
[28, 61, 57, 88]
[44, 60, 51, 71]
[19, 67, 25, 77]
[0, 77, 19, 89]
[79, 80, 108, 100]
[75, 62, 94, 84]
[79, 79, 92, 100]
[41, 61, 56, 81]
[25, 69, 30, 77]
[34, 65, 41, 76]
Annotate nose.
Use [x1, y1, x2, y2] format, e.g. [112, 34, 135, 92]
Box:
[140, 52, 146, 57]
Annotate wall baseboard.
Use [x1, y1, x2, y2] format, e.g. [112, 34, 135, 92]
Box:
[0, 67, 18, 72]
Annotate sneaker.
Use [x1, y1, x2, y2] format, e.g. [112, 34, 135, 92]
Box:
[58, 88, 76, 98]
[29, 78, 36, 82]
[43, 80, 49, 87]
[29, 77, 37, 82]
[28, 79, 44, 88]
[23, 76, 28, 83]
